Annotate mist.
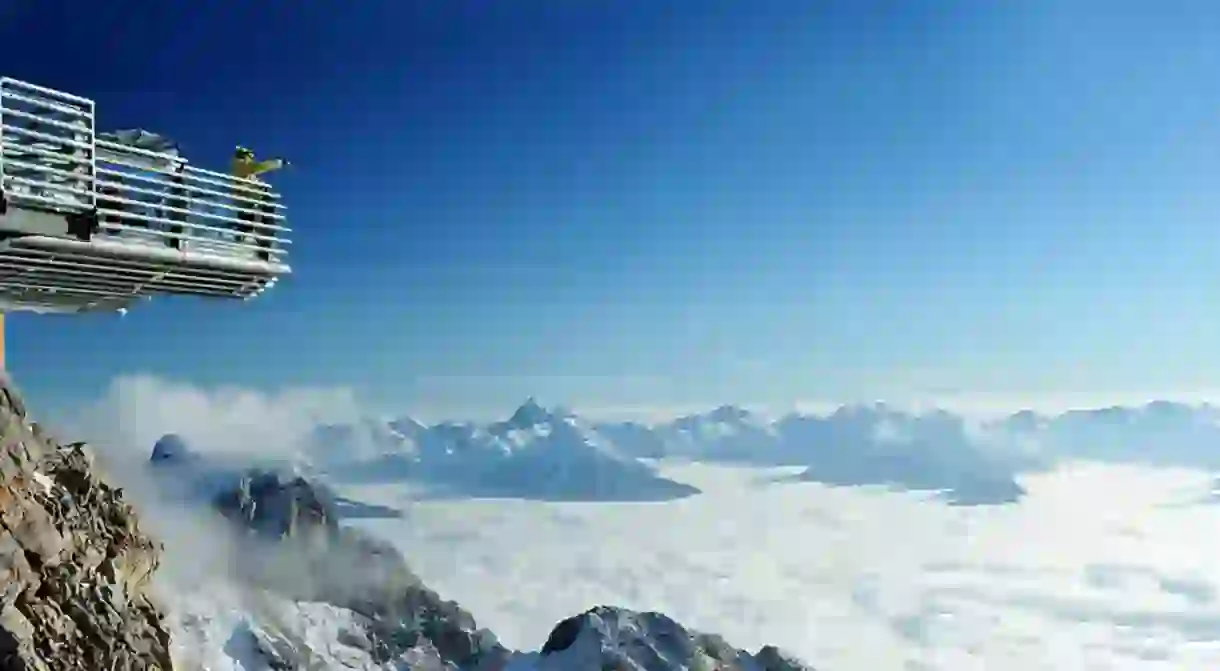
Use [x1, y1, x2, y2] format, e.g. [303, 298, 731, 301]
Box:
[68, 374, 363, 464]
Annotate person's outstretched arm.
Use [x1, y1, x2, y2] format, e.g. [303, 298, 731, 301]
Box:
[232, 156, 287, 180]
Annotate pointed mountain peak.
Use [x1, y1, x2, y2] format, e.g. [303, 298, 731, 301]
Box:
[508, 397, 552, 427]
[388, 415, 428, 437]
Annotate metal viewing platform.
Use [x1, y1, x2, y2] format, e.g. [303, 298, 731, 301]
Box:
[0, 76, 294, 365]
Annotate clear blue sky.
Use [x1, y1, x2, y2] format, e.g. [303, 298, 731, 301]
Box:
[4, 1, 1220, 418]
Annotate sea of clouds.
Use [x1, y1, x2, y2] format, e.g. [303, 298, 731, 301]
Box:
[60, 374, 1220, 670]
[343, 462, 1220, 670]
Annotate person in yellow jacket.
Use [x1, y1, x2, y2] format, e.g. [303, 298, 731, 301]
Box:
[231, 145, 287, 180]
[231, 146, 288, 261]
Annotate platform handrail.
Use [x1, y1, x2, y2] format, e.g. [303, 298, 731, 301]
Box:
[96, 172, 286, 228]
[94, 187, 289, 242]
[0, 77, 95, 213]
[1, 107, 89, 135]
[3, 140, 91, 166]
[94, 141, 290, 221]
[95, 210, 291, 253]
[94, 137, 184, 165]
[5, 175, 90, 199]
[91, 174, 291, 256]
[1, 90, 89, 119]
[182, 164, 284, 199]
[96, 158, 283, 210]
[4, 158, 89, 185]
[0, 77, 94, 106]
[92, 134, 292, 260]
[184, 162, 279, 191]
[1, 125, 93, 154]
[96, 138, 283, 198]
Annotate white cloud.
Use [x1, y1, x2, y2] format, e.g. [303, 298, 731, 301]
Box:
[341, 461, 1220, 670]
[69, 374, 363, 462]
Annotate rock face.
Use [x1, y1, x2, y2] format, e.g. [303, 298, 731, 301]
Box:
[214, 469, 339, 542]
[532, 606, 814, 671]
[0, 377, 173, 670]
[185, 465, 511, 669]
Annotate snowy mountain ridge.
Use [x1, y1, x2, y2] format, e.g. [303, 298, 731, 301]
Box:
[296, 399, 701, 502]
[275, 396, 1220, 507]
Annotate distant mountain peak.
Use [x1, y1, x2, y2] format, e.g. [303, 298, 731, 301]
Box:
[388, 415, 427, 437]
[707, 404, 751, 423]
[150, 433, 199, 466]
[507, 396, 553, 427]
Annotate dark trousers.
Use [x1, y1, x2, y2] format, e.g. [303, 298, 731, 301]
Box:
[97, 185, 121, 233]
[235, 184, 273, 261]
[164, 173, 186, 249]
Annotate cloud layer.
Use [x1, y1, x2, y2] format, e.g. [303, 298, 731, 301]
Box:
[344, 461, 1220, 670]
[64, 375, 1220, 669]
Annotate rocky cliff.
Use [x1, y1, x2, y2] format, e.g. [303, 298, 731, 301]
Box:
[0, 377, 173, 670]
[197, 468, 511, 669]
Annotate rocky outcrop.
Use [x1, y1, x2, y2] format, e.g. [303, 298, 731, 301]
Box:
[532, 606, 813, 671]
[149, 434, 198, 467]
[0, 377, 173, 670]
[183, 465, 510, 669]
[214, 469, 339, 542]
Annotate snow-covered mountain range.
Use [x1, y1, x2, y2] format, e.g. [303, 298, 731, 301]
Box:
[151, 397, 1220, 508]
[303, 398, 702, 501]
[134, 395, 1220, 669]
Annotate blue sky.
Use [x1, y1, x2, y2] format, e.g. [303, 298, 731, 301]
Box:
[4, 1, 1220, 419]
